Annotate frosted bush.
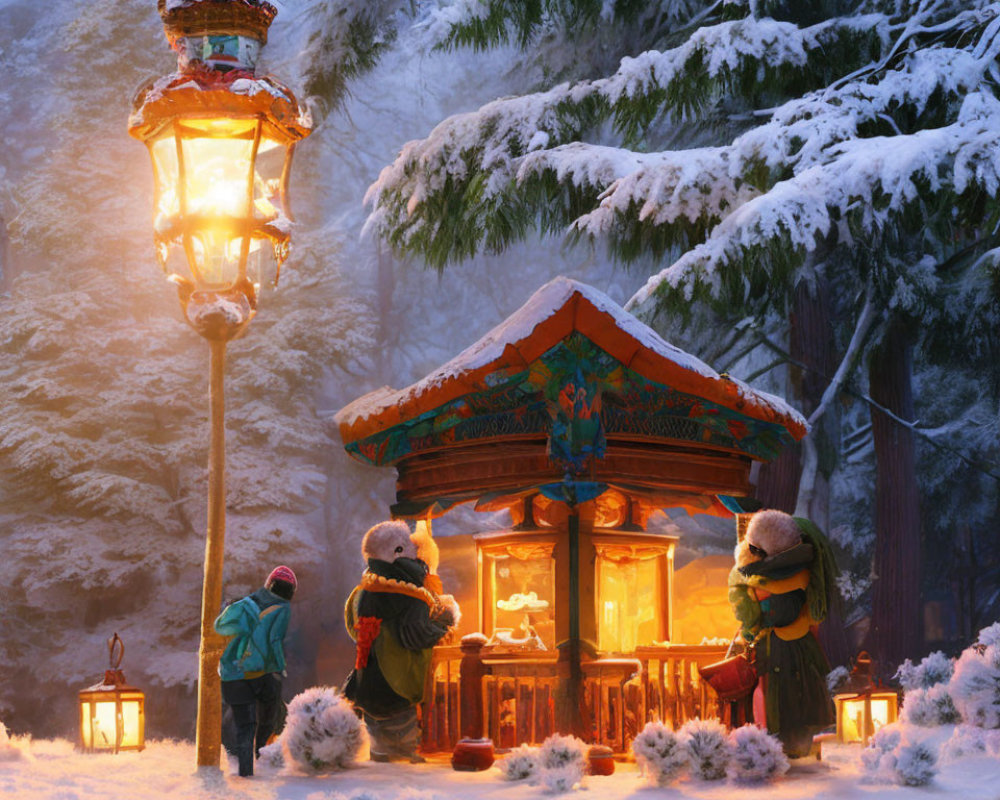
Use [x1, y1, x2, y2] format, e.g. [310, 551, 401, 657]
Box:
[901, 684, 961, 726]
[536, 734, 588, 793]
[896, 651, 954, 690]
[539, 733, 588, 770]
[950, 643, 1000, 728]
[678, 718, 728, 780]
[281, 687, 366, 771]
[725, 725, 789, 785]
[894, 742, 937, 786]
[497, 744, 539, 781]
[940, 725, 987, 763]
[538, 764, 585, 794]
[861, 725, 937, 786]
[257, 740, 285, 770]
[977, 622, 1000, 648]
[632, 720, 689, 785]
[0, 721, 30, 763]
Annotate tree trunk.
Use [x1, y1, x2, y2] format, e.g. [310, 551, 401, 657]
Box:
[755, 279, 851, 666]
[867, 319, 923, 679]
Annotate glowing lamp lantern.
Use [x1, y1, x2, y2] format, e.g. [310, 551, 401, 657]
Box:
[78, 634, 146, 754]
[834, 651, 899, 744]
[128, 0, 311, 342]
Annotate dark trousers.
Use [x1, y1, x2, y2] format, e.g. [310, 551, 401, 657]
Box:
[221, 673, 282, 776]
[364, 706, 419, 759]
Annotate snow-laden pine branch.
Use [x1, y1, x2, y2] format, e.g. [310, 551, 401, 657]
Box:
[363, 13, 890, 258]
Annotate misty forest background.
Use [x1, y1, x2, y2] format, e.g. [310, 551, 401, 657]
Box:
[2, 0, 1000, 740]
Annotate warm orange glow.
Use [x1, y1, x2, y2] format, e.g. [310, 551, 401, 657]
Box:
[835, 691, 898, 744]
[485, 547, 555, 650]
[147, 118, 290, 291]
[78, 687, 145, 753]
[593, 537, 674, 654]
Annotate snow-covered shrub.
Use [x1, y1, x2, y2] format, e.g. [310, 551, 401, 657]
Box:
[497, 744, 539, 781]
[0, 721, 30, 763]
[950, 642, 1000, 728]
[826, 665, 850, 694]
[632, 720, 688, 786]
[940, 725, 987, 763]
[538, 764, 585, 794]
[257, 740, 284, 770]
[977, 622, 1000, 648]
[901, 684, 961, 726]
[894, 742, 937, 786]
[281, 687, 366, 771]
[861, 724, 937, 786]
[536, 734, 588, 793]
[678, 718, 728, 781]
[725, 725, 789, 785]
[896, 651, 954, 690]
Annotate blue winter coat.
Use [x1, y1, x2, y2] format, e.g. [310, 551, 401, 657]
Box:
[214, 587, 291, 682]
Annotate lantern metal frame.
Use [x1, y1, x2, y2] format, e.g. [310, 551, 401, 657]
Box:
[78, 634, 146, 754]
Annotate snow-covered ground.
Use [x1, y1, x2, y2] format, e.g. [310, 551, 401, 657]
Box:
[4, 734, 1000, 800]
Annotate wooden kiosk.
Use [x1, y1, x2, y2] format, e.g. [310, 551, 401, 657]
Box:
[335, 277, 806, 754]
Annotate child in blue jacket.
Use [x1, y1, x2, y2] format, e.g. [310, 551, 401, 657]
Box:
[214, 565, 296, 777]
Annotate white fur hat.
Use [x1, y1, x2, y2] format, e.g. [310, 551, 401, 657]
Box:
[362, 520, 418, 562]
[744, 509, 802, 557]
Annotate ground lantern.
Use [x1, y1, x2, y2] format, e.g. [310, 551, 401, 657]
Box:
[78, 634, 146, 754]
[128, 0, 311, 769]
[834, 651, 900, 744]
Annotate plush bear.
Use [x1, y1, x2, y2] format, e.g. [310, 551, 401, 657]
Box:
[728, 509, 838, 757]
[343, 520, 458, 762]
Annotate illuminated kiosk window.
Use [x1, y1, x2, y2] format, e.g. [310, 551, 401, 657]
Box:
[479, 536, 556, 651]
[594, 536, 674, 654]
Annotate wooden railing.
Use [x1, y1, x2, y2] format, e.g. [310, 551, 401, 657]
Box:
[420, 638, 728, 754]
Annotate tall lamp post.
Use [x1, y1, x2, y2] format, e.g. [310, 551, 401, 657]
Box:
[128, 0, 311, 769]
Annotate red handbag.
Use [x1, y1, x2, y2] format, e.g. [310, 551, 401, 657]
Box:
[699, 636, 757, 702]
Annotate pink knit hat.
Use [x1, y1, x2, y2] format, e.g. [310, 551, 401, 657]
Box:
[266, 565, 297, 589]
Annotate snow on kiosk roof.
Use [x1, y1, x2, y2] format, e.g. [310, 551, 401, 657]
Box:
[336, 277, 806, 516]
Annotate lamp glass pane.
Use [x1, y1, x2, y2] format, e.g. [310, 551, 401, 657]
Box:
[80, 700, 93, 749]
[180, 134, 255, 220]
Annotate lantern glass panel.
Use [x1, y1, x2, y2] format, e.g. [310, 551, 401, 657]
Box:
[596, 553, 666, 653]
[87, 699, 120, 750]
[869, 695, 894, 732]
[119, 692, 144, 749]
[838, 696, 866, 743]
[487, 550, 555, 650]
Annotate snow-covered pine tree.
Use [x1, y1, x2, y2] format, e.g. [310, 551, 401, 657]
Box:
[362, 0, 1000, 670]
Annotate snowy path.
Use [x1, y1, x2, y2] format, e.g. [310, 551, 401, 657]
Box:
[4, 739, 1000, 800]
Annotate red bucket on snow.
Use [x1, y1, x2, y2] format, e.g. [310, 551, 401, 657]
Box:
[451, 738, 495, 771]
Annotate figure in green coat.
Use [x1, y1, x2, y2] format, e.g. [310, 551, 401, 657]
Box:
[729, 509, 838, 757]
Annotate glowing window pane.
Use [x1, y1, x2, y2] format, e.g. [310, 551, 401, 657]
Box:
[597, 554, 664, 653]
[489, 552, 555, 650]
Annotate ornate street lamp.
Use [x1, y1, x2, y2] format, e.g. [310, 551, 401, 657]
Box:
[128, 0, 311, 769]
